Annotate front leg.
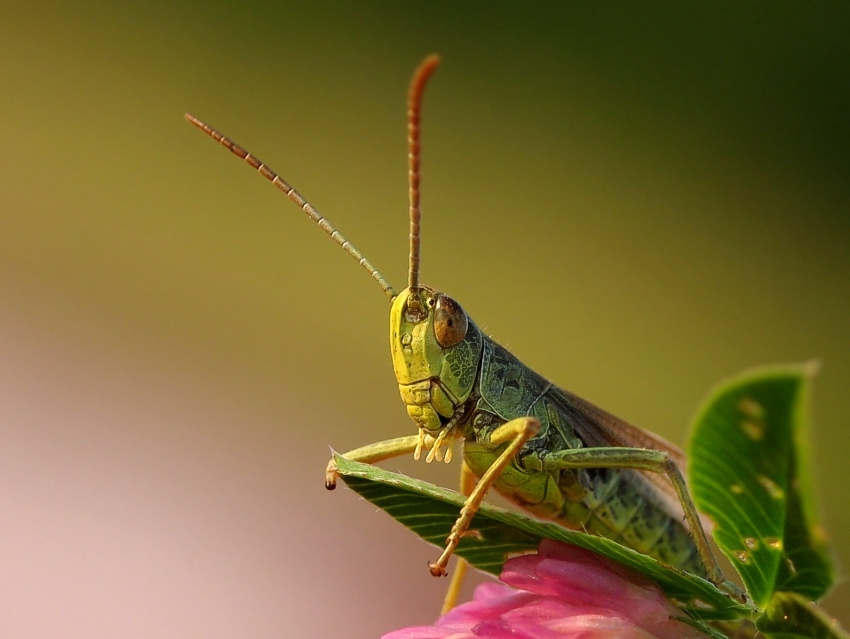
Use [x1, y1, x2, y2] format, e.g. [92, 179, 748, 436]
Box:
[325, 435, 421, 489]
[429, 416, 540, 577]
[440, 460, 478, 614]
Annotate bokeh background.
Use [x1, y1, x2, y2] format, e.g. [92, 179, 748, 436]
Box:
[1, 2, 848, 636]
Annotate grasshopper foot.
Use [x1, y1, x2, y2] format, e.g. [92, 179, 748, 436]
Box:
[325, 458, 339, 490]
[428, 562, 448, 577]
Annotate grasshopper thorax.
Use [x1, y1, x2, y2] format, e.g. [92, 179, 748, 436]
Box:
[390, 287, 483, 434]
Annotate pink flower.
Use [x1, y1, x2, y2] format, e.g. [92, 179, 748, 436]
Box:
[383, 540, 706, 639]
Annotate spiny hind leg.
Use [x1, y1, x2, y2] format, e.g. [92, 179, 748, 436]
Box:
[538, 446, 744, 599]
[429, 417, 540, 578]
[440, 460, 478, 614]
[325, 435, 421, 489]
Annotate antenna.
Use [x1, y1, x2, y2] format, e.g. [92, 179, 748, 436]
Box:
[407, 54, 440, 295]
[184, 113, 397, 301]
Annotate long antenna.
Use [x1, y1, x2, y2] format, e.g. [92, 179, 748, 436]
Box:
[184, 113, 397, 301]
[407, 54, 440, 295]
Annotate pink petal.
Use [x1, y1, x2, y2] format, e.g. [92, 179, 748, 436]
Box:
[516, 613, 662, 639]
[382, 540, 707, 639]
[501, 541, 704, 639]
[437, 587, 536, 628]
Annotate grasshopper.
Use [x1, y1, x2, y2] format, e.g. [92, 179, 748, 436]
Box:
[186, 55, 740, 610]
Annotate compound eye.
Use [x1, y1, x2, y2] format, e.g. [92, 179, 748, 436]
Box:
[434, 295, 468, 348]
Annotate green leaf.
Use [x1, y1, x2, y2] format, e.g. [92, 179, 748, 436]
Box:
[675, 615, 743, 639]
[688, 365, 834, 608]
[756, 592, 849, 639]
[334, 455, 752, 621]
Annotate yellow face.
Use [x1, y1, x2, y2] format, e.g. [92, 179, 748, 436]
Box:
[389, 287, 481, 433]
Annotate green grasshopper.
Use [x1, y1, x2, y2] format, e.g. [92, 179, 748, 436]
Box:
[186, 55, 739, 610]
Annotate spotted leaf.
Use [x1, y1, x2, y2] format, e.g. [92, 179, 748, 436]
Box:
[689, 365, 834, 608]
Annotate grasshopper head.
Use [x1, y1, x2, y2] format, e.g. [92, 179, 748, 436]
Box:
[390, 287, 483, 433]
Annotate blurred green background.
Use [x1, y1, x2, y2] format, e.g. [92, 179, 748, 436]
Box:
[1, 2, 848, 636]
